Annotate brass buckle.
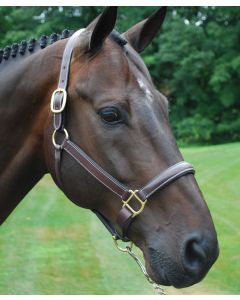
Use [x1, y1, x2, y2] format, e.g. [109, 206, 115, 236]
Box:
[50, 88, 67, 113]
[122, 190, 147, 218]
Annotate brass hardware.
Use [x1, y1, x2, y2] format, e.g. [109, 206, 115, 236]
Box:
[112, 235, 133, 252]
[51, 88, 67, 113]
[122, 190, 147, 217]
[52, 128, 69, 149]
[112, 235, 165, 295]
[127, 247, 166, 295]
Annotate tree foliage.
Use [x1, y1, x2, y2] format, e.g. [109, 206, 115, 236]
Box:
[0, 6, 239, 144]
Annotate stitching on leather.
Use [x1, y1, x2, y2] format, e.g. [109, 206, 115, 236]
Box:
[139, 162, 192, 193]
[145, 168, 194, 198]
[63, 140, 128, 197]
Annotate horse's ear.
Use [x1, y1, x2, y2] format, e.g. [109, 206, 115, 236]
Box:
[123, 7, 167, 53]
[87, 7, 118, 53]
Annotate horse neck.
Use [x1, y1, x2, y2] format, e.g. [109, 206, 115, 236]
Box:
[0, 41, 65, 224]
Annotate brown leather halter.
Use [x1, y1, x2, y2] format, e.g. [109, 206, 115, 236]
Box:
[50, 29, 195, 242]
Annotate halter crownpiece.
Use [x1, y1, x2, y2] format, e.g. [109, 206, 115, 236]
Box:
[50, 28, 195, 241]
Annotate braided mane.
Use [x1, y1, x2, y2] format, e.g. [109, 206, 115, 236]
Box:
[0, 29, 127, 65]
[0, 29, 74, 64]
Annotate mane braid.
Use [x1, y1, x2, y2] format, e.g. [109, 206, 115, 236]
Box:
[0, 29, 128, 65]
[0, 29, 74, 64]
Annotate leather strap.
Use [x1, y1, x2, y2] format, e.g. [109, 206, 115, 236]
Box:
[52, 29, 85, 186]
[58, 29, 85, 90]
[92, 209, 130, 242]
[117, 161, 195, 231]
[53, 94, 64, 130]
[61, 140, 194, 239]
[138, 161, 194, 200]
[62, 139, 129, 198]
[51, 28, 196, 241]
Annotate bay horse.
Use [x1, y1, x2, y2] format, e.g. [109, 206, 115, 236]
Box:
[0, 7, 219, 289]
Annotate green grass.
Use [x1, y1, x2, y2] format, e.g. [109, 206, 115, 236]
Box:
[0, 142, 239, 294]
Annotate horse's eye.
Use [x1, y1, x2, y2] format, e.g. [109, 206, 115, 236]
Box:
[98, 107, 122, 124]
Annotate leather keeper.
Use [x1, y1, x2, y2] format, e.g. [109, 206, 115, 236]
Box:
[53, 93, 64, 130]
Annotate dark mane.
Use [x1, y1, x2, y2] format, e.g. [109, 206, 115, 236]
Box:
[0, 29, 127, 65]
[0, 29, 74, 64]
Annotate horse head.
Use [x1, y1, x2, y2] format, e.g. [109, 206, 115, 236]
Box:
[44, 7, 219, 288]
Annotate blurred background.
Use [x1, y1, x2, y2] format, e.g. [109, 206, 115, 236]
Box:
[0, 6, 239, 295]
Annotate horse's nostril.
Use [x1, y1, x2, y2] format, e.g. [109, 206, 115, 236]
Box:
[182, 233, 208, 276]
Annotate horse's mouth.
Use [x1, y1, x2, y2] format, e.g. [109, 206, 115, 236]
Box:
[143, 248, 172, 287]
[145, 262, 171, 286]
[143, 247, 210, 288]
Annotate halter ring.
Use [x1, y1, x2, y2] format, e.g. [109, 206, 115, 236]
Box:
[112, 235, 133, 252]
[52, 128, 69, 149]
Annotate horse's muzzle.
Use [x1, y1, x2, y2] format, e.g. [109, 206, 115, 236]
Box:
[146, 231, 219, 288]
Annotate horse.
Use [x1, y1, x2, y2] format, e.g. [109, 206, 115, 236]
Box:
[0, 7, 219, 289]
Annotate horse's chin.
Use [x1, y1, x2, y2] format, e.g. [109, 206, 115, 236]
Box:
[145, 262, 171, 286]
[143, 247, 208, 289]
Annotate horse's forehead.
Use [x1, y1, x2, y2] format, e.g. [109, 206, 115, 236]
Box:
[77, 41, 155, 105]
[93, 42, 127, 72]
[90, 41, 148, 81]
